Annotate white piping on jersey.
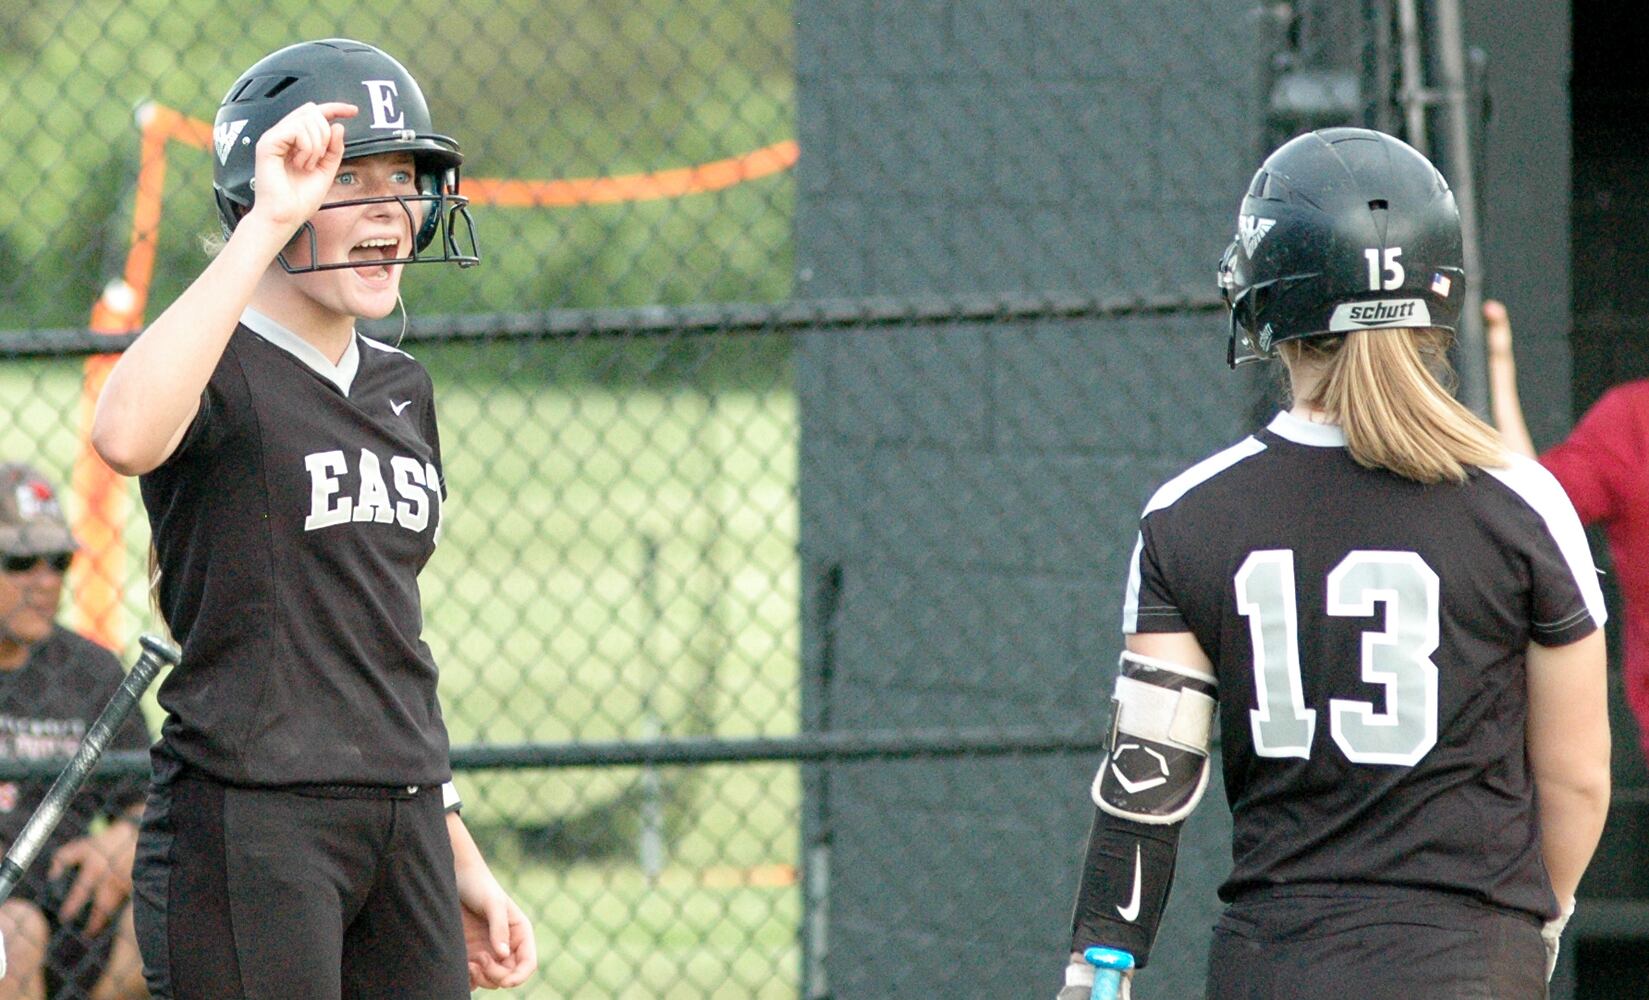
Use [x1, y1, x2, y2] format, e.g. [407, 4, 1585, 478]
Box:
[359, 335, 414, 360]
[1123, 435, 1269, 632]
[1484, 456, 1609, 631]
[1264, 410, 1346, 447]
[1140, 437, 1271, 519]
[1265, 415, 1604, 627]
[241, 307, 361, 395]
[1120, 415, 1605, 640]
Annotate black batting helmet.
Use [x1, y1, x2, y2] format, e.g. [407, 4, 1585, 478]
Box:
[1218, 128, 1463, 367]
[211, 38, 478, 270]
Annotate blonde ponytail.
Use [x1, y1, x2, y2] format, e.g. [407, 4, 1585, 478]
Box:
[1285, 329, 1506, 484]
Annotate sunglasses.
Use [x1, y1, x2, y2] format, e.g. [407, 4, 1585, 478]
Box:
[1, 552, 73, 574]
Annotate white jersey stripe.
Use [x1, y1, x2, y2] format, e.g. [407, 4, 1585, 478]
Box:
[1124, 436, 1269, 631]
[1483, 456, 1608, 631]
[1142, 437, 1269, 518]
[360, 335, 415, 359]
[1123, 533, 1146, 632]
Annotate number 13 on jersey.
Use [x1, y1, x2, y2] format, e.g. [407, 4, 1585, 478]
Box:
[1235, 549, 1440, 766]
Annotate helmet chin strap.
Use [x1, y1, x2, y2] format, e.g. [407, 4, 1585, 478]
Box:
[1226, 304, 1272, 369]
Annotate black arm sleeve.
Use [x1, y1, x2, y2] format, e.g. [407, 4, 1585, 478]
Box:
[1068, 806, 1183, 969]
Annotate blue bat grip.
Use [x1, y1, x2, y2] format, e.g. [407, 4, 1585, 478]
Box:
[1084, 947, 1134, 1000]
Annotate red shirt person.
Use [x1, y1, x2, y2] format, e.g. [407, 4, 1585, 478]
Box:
[1488, 299, 1649, 764]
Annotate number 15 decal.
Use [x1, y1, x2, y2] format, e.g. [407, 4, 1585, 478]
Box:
[1364, 247, 1405, 290]
[1235, 549, 1439, 766]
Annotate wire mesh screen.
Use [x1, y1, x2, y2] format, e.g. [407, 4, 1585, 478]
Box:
[0, 0, 794, 331]
[0, 1, 1279, 997]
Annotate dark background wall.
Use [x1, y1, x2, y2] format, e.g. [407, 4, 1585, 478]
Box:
[793, 3, 1254, 996]
[793, 1, 1626, 997]
[1469, 0, 1573, 446]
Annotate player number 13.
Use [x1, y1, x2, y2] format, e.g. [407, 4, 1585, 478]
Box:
[1235, 549, 1439, 766]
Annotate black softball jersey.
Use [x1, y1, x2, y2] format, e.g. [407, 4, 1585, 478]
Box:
[140, 310, 451, 788]
[1124, 411, 1604, 922]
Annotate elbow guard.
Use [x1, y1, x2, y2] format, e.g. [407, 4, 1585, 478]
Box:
[1092, 650, 1217, 824]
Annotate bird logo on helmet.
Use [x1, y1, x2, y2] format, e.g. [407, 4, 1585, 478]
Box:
[1218, 127, 1464, 368]
[211, 38, 480, 273]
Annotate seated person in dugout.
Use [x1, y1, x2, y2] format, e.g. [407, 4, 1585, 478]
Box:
[0, 463, 151, 1000]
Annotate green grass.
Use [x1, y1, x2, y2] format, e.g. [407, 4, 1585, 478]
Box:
[521, 855, 800, 999]
[1, 341, 804, 997]
[474, 763, 801, 998]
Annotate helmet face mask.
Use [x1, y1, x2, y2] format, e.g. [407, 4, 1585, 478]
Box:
[272, 186, 480, 275]
[1219, 128, 1463, 368]
[212, 38, 480, 272]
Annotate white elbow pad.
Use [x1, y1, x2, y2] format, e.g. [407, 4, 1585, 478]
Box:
[1091, 650, 1217, 825]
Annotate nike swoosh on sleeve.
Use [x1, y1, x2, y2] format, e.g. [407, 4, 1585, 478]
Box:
[391, 399, 412, 415]
[1117, 844, 1142, 921]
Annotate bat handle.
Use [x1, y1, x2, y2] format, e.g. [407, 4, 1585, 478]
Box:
[130, 634, 180, 694]
[0, 858, 26, 908]
[1085, 947, 1134, 1000]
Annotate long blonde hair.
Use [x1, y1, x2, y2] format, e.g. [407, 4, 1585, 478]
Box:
[146, 541, 175, 643]
[1281, 328, 1505, 484]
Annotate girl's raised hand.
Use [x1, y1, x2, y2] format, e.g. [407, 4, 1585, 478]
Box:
[246, 101, 358, 236]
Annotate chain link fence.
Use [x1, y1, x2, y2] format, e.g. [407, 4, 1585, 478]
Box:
[0, 2, 1365, 997]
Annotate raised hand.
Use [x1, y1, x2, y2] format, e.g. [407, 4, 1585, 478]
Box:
[1483, 298, 1513, 359]
[1482, 298, 1538, 457]
[245, 101, 358, 237]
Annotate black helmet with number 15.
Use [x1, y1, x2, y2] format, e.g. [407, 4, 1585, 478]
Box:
[1218, 128, 1462, 367]
[211, 38, 479, 271]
